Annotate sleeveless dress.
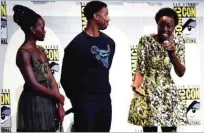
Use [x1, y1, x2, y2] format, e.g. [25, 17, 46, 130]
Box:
[128, 35, 187, 127]
[16, 45, 60, 132]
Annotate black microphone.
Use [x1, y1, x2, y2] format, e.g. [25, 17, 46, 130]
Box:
[65, 108, 74, 115]
[163, 40, 174, 62]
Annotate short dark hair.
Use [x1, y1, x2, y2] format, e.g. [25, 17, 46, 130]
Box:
[155, 7, 178, 26]
[84, 1, 107, 20]
[13, 5, 41, 33]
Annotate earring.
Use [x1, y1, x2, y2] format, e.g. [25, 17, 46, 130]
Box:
[31, 27, 35, 34]
[32, 30, 36, 34]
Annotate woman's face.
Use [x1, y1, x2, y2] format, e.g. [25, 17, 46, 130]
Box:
[157, 16, 175, 41]
[33, 17, 46, 41]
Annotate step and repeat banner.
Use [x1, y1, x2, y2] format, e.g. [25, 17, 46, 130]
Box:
[1, 1, 204, 132]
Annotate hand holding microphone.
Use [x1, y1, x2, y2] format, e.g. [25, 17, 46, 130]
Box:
[163, 40, 176, 52]
[163, 39, 176, 62]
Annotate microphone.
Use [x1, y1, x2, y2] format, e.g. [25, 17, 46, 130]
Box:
[163, 40, 169, 46]
[163, 40, 174, 62]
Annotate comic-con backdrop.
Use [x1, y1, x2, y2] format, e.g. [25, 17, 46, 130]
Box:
[1, 1, 204, 132]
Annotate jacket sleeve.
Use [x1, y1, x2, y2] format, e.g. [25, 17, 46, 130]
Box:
[60, 39, 80, 99]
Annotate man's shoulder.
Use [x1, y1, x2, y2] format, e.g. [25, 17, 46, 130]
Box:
[65, 32, 85, 49]
[100, 32, 115, 44]
[72, 32, 86, 42]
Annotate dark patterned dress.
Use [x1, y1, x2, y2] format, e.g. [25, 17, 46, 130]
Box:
[128, 35, 187, 127]
[16, 45, 59, 132]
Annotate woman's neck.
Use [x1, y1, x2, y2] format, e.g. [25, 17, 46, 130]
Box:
[24, 35, 36, 47]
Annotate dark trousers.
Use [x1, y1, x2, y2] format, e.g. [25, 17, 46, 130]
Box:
[71, 94, 112, 132]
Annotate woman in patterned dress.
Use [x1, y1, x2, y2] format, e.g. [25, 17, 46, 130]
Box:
[13, 5, 65, 132]
[128, 7, 187, 132]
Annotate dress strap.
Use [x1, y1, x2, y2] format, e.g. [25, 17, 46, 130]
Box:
[18, 47, 35, 58]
